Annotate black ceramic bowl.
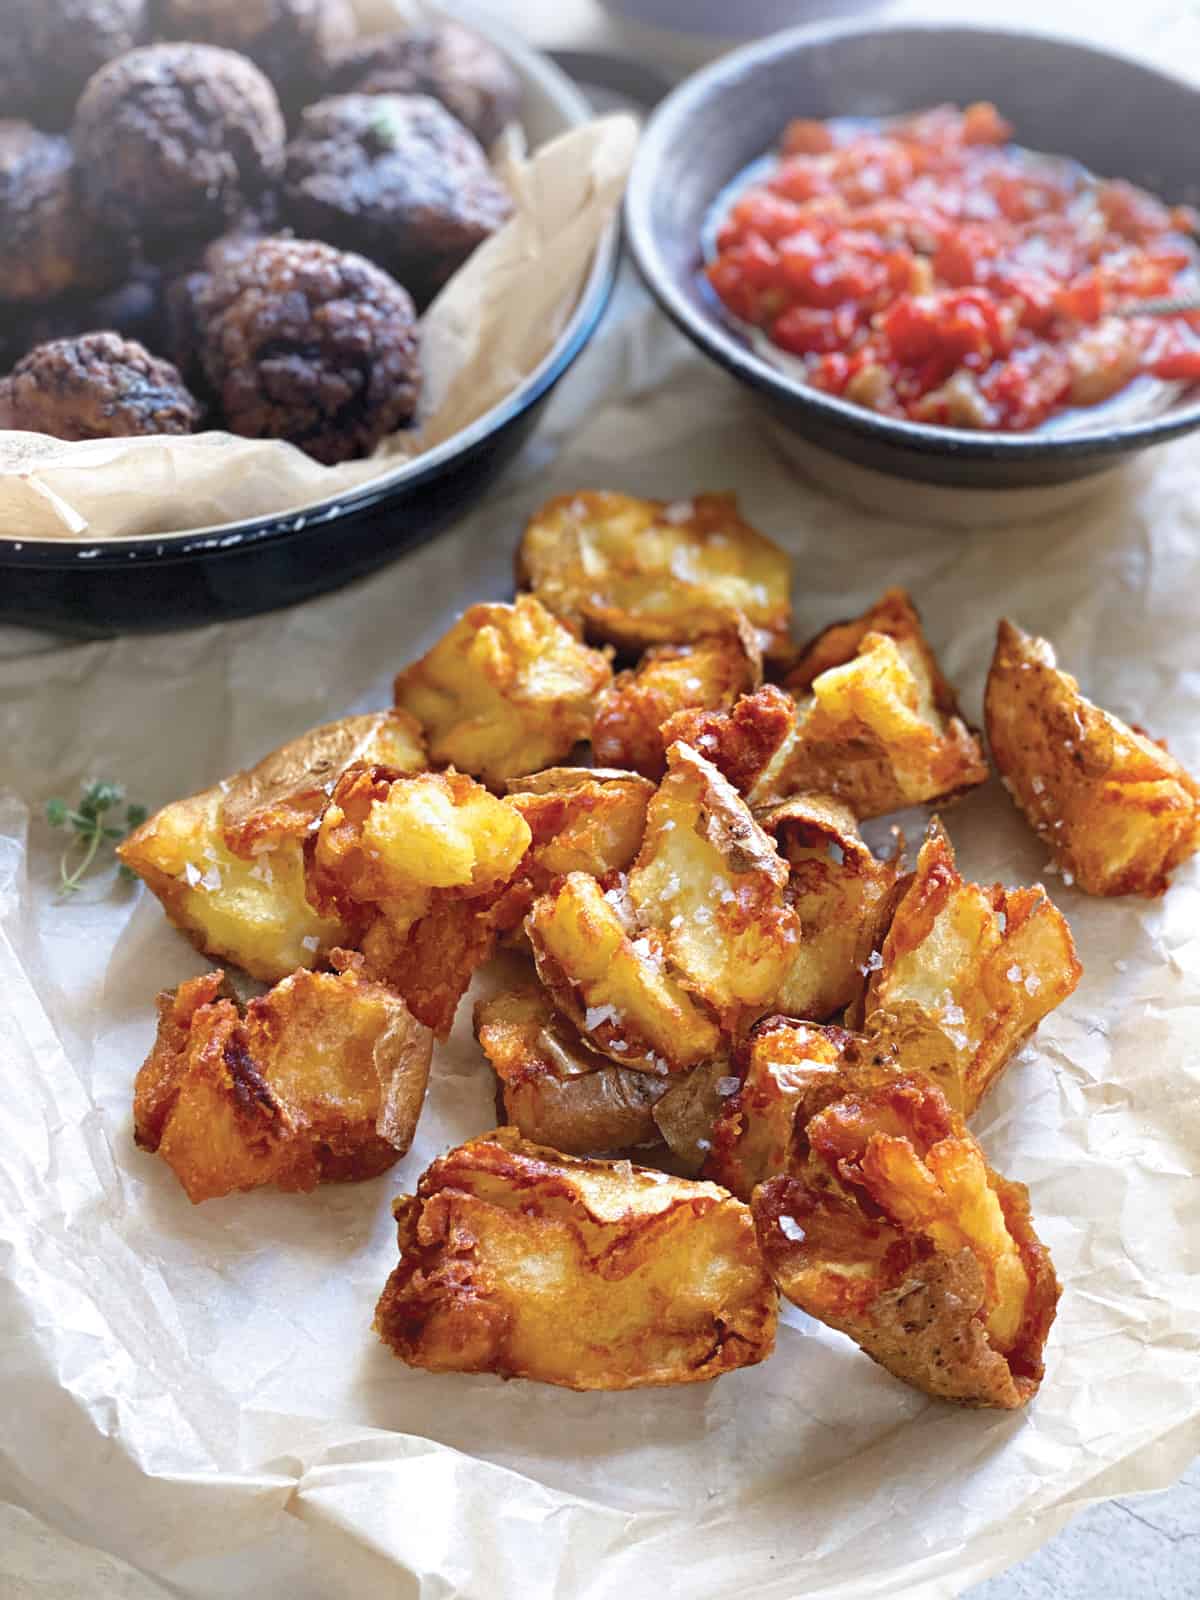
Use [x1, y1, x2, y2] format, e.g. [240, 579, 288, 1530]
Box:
[0, 29, 618, 636]
[626, 20, 1200, 489]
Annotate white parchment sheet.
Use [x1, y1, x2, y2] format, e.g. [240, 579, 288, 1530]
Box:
[1, 303, 1198, 1599]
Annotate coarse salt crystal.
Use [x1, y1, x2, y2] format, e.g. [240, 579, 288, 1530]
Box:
[631, 937, 654, 959]
[1024, 973, 1042, 995]
[865, 949, 884, 972]
[662, 499, 694, 524]
[695, 1137, 712, 1151]
[183, 862, 202, 888]
[301, 935, 320, 952]
[669, 914, 683, 929]
[1031, 776, 1045, 794]
[1061, 870, 1074, 886]
[716, 1076, 740, 1097]
[584, 1003, 621, 1031]
[1006, 964, 1023, 984]
[941, 1000, 966, 1025]
[660, 819, 676, 832]
[199, 865, 222, 892]
[779, 1215, 806, 1244]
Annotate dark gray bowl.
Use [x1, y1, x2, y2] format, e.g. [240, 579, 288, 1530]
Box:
[625, 20, 1200, 488]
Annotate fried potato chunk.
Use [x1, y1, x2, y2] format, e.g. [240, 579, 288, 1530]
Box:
[118, 711, 426, 982]
[627, 742, 800, 1031]
[475, 984, 668, 1155]
[393, 594, 612, 789]
[506, 767, 655, 889]
[761, 794, 903, 1021]
[650, 1057, 740, 1176]
[374, 1128, 778, 1388]
[528, 872, 721, 1073]
[705, 1018, 862, 1202]
[517, 490, 792, 657]
[852, 818, 1082, 1115]
[668, 591, 988, 817]
[986, 618, 1200, 896]
[751, 1061, 1059, 1408]
[134, 958, 434, 1204]
[591, 622, 762, 780]
[310, 764, 532, 1034]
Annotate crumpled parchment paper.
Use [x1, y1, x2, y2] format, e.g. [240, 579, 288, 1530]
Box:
[1, 284, 1199, 1598]
[0, 0, 635, 542]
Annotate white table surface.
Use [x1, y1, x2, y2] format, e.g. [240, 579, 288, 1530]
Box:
[464, 3, 1200, 1597]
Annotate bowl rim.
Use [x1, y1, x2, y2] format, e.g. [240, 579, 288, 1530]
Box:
[625, 14, 1200, 463]
[0, 17, 619, 566]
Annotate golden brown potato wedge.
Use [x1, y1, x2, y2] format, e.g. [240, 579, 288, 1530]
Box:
[627, 741, 800, 1032]
[986, 618, 1200, 896]
[527, 872, 721, 1073]
[705, 1017, 865, 1202]
[751, 1058, 1059, 1408]
[517, 490, 792, 658]
[667, 591, 988, 818]
[393, 594, 612, 789]
[309, 764, 532, 1035]
[591, 621, 762, 780]
[506, 767, 655, 889]
[374, 1127, 778, 1388]
[761, 793, 904, 1021]
[851, 818, 1082, 1115]
[474, 984, 667, 1155]
[118, 711, 426, 982]
[134, 957, 433, 1204]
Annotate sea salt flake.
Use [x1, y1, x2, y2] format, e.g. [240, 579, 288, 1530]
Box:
[779, 1215, 806, 1243]
[695, 1137, 712, 1151]
[1031, 775, 1046, 794]
[301, 935, 320, 952]
[199, 865, 222, 892]
[1006, 964, 1024, 984]
[1024, 973, 1042, 995]
[660, 819, 676, 832]
[865, 949, 884, 972]
[584, 1003, 620, 1031]
[1061, 870, 1075, 886]
[716, 1076, 740, 1097]
[183, 862, 202, 888]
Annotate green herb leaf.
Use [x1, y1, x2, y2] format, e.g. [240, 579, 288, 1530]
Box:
[46, 779, 147, 895]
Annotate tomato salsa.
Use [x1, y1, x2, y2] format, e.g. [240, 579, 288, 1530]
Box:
[705, 103, 1200, 431]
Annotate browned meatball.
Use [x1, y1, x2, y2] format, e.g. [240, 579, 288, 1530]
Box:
[0, 123, 128, 304]
[196, 236, 421, 463]
[72, 44, 286, 255]
[325, 22, 521, 149]
[0, 0, 150, 131]
[283, 94, 512, 307]
[164, 226, 272, 391]
[0, 332, 202, 439]
[157, 0, 355, 113]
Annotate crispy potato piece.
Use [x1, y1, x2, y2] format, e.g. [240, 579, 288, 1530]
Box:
[393, 594, 612, 788]
[134, 958, 434, 1204]
[118, 711, 426, 982]
[705, 1018, 863, 1202]
[591, 621, 763, 780]
[986, 619, 1200, 896]
[761, 794, 903, 1021]
[310, 765, 532, 1034]
[527, 872, 721, 1073]
[852, 818, 1082, 1115]
[506, 767, 655, 888]
[668, 592, 988, 817]
[627, 742, 800, 1031]
[475, 985, 667, 1155]
[517, 490, 792, 657]
[751, 1061, 1059, 1408]
[374, 1127, 778, 1388]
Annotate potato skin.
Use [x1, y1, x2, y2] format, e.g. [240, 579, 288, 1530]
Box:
[851, 817, 1082, 1115]
[986, 618, 1200, 896]
[506, 767, 655, 889]
[591, 623, 762, 781]
[517, 490, 792, 658]
[374, 1128, 778, 1388]
[761, 793, 903, 1022]
[118, 711, 425, 982]
[474, 985, 667, 1155]
[134, 958, 433, 1203]
[394, 595, 612, 790]
[749, 1059, 1059, 1408]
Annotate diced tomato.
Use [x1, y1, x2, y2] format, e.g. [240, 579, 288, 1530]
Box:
[706, 103, 1200, 430]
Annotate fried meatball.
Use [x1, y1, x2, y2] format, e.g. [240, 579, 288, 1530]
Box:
[0, 332, 202, 440]
[196, 236, 421, 464]
[325, 22, 521, 149]
[73, 44, 286, 255]
[283, 94, 512, 307]
[157, 0, 356, 113]
[163, 223, 275, 390]
[0, 123, 127, 304]
[0, 0, 150, 131]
